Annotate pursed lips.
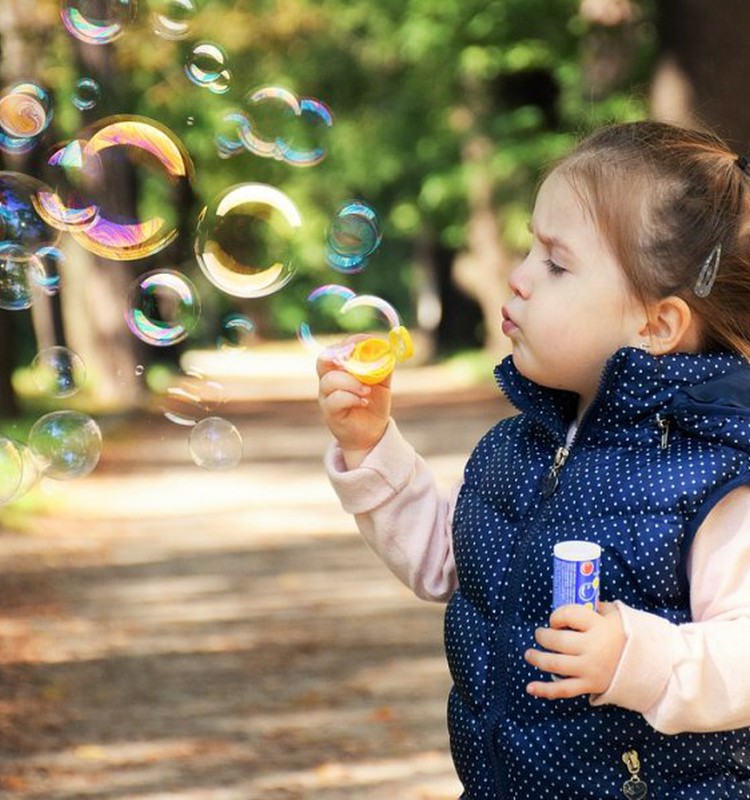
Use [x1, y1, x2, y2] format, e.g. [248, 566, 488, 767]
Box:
[501, 306, 519, 336]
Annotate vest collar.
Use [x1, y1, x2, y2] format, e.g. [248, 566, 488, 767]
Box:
[494, 347, 749, 445]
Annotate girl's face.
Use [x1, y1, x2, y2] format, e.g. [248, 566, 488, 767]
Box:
[502, 170, 647, 413]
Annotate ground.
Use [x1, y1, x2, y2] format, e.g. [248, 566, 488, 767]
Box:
[0, 357, 511, 800]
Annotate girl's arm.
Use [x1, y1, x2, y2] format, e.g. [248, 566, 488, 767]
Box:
[325, 418, 459, 602]
[591, 484, 750, 733]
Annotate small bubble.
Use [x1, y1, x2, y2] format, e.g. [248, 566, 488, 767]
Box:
[326, 201, 382, 274]
[184, 43, 230, 93]
[189, 416, 242, 470]
[217, 313, 255, 351]
[31, 346, 86, 398]
[0, 81, 52, 139]
[151, 0, 197, 41]
[28, 410, 102, 480]
[125, 269, 201, 347]
[73, 77, 102, 111]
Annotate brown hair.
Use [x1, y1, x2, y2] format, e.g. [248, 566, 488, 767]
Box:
[554, 120, 750, 359]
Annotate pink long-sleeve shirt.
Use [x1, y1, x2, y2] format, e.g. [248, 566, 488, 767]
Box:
[326, 418, 750, 736]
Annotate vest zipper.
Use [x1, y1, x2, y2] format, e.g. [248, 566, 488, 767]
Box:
[656, 413, 670, 449]
[540, 445, 570, 498]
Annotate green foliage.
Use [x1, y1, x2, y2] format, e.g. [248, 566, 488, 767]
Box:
[32, 0, 656, 341]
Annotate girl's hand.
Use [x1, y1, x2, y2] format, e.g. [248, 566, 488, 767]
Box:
[524, 602, 625, 699]
[317, 343, 392, 465]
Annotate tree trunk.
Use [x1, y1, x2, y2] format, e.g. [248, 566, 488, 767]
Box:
[652, 0, 750, 149]
[0, 2, 57, 417]
[452, 134, 515, 359]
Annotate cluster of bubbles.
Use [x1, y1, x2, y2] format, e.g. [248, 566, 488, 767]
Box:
[215, 87, 333, 167]
[0, 0, 412, 502]
[0, 342, 102, 506]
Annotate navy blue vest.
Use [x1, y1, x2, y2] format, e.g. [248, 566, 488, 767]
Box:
[447, 348, 750, 799]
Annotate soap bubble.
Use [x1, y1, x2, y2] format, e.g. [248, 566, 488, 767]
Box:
[161, 368, 224, 427]
[0, 171, 62, 251]
[34, 140, 100, 232]
[72, 77, 102, 111]
[195, 182, 302, 299]
[189, 416, 242, 470]
[31, 346, 86, 398]
[298, 288, 412, 383]
[217, 312, 255, 351]
[151, 0, 197, 40]
[0, 437, 23, 505]
[60, 0, 138, 45]
[0, 82, 52, 140]
[185, 43, 231, 94]
[0, 130, 37, 157]
[326, 200, 382, 273]
[125, 269, 201, 347]
[297, 284, 357, 354]
[2, 440, 41, 504]
[241, 86, 300, 160]
[32, 245, 64, 296]
[0, 243, 45, 311]
[215, 111, 251, 160]
[241, 87, 333, 166]
[28, 411, 102, 480]
[276, 97, 333, 167]
[45, 116, 194, 260]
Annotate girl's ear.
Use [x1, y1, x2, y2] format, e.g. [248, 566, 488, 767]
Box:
[640, 296, 701, 355]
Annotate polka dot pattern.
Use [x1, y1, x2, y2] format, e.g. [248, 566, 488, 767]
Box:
[446, 347, 750, 798]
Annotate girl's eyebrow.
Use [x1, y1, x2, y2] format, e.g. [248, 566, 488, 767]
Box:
[527, 220, 574, 255]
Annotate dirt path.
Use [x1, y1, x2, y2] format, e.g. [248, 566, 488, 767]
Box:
[0, 386, 509, 799]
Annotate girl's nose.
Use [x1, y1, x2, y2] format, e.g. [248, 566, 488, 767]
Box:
[508, 257, 531, 299]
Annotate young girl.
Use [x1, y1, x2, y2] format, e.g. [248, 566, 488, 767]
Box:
[317, 121, 750, 799]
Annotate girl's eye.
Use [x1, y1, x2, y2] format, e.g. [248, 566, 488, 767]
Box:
[544, 258, 566, 276]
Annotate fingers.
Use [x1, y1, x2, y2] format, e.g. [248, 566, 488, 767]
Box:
[319, 368, 371, 410]
[532, 625, 582, 656]
[548, 603, 598, 631]
[526, 676, 589, 700]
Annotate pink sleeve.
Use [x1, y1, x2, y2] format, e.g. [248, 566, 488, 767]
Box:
[325, 419, 458, 602]
[591, 484, 750, 733]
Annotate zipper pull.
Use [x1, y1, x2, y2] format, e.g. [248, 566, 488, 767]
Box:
[656, 414, 670, 449]
[540, 445, 569, 498]
[621, 749, 648, 798]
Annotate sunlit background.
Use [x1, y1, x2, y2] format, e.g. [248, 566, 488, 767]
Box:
[1, 0, 748, 797]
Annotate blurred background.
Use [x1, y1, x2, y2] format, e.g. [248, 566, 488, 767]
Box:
[2, 0, 750, 798]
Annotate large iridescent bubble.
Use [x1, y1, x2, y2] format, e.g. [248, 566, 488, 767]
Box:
[195, 183, 302, 299]
[35, 117, 194, 261]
